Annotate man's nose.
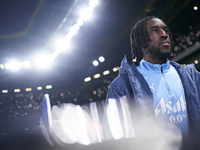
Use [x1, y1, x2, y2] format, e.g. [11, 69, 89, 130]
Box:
[160, 29, 168, 38]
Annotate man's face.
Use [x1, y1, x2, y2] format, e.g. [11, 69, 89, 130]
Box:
[145, 18, 171, 59]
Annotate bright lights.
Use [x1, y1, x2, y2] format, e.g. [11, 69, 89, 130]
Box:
[84, 77, 91, 82]
[14, 89, 21, 93]
[0, 0, 99, 71]
[23, 61, 31, 68]
[2, 90, 8, 93]
[34, 54, 53, 69]
[99, 56, 105, 62]
[25, 88, 32, 92]
[46, 85, 52, 89]
[94, 73, 100, 79]
[194, 60, 199, 64]
[103, 70, 110, 75]
[194, 6, 198, 10]
[0, 64, 4, 69]
[37, 86, 42, 90]
[113, 67, 120, 72]
[93, 60, 99, 66]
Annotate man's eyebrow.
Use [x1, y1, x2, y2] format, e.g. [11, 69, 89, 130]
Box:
[149, 25, 169, 29]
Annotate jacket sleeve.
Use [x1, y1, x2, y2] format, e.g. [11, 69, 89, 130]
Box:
[103, 75, 135, 140]
[194, 69, 200, 98]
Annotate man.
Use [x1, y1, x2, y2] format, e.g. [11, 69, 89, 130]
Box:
[104, 16, 200, 149]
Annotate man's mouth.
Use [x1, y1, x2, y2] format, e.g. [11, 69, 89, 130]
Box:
[160, 40, 170, 46]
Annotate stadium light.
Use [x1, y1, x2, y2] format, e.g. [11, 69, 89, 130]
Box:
[37, 86, 42, 90]
[14, 89, 20, 93]
[46, 85, 52, 89]
[84, 77, 91, 82]
[99, 56, 105, 62]
[93, 60, 99, 66]
[34, 54, 53, 69]
[2, 90, 8, 93]
[23, 61, 31, 68]
[94, 73, 100, 79]
[25, 88, 32, 92]
[0, 64, 4, 69]
[103, 70, 110, 75]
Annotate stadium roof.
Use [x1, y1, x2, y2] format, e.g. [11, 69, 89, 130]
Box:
[0, 0, 200, 87]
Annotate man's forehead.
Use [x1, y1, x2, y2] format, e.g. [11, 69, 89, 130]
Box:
[147, 18, 167, 28]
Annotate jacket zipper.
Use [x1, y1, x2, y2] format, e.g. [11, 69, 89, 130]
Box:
[161, 65, 163, 73]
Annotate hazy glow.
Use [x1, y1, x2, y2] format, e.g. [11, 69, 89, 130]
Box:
[103, 70, 110, 75]
[8, 61, 22, 71]
[46, 85, 52, 89]
[113, 67, 120, 72]
[23, 61, 31, 68]
[84, 77, 91, 82]
[14, 89, 20, 93]
[35, 54, 53, 69]
[37, 86, 42, 90]
[94, 73, 100, 79]
[77, 19, 84, 26]
[98, 56, 105, 62]
[0, 64, 4, 69]
[194, 6, 198, 10]
[42, 103, 101, 145]
[194, 60, 198, 64]
[2, 90, 8, 93]
[68, 24, 80, 37]
[93, 60, 99, 66]
[25, 88, 32, 92]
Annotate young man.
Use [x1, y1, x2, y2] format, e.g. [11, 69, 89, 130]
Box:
[104, 16, 200, 149]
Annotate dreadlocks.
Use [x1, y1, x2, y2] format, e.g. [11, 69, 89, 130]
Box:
[130, 16, 173, 65]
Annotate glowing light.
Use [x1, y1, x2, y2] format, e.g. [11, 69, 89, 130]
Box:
[77, 19, 84, 26]
[5, 63, 10, 69]
[0, 64, 4, 69]
[14, 89, 20, 93]
[9, 61, 22, 70]
[46, 85, 52, 89]
[23, 61, 31, 68]
[113, 67, 120, 72]
[84, 77, 91, 82]
[68, 24, 80, 37]
[194, 60, 199, 64]
[194, 6, 198, 10]
[2, 90, 8, 93]
[25, 88, 32, 92]
[93, 60, 99, 66]
[94, 73, 100, 79]
[34, 54, 53, 69]
[103, 70, 110, 75]
[99, 56, 105, 62]
[37, 86, 42, 90]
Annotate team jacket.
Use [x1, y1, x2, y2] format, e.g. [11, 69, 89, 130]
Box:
[104, 56, 200, 141]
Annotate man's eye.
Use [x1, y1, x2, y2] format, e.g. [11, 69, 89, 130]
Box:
[151, 30, 157, 33]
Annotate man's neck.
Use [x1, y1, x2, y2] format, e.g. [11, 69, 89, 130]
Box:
[143, 56, 168, 65]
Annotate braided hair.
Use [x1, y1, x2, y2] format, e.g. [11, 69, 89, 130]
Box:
[130, 16, 173, 65]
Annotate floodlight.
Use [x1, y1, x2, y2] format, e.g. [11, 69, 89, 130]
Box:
[37, 86, 42, 90]
[34, 54, 53, 69]
[14, 89, 20, 93]
[7, 60, 22, 71]
[93, 60, 99, 66]
[2, 90, 8, 93]
[99, 56, 105, 62]
[103, 70, 110, 75]
[0, 64, 4, 69]
[84, 77, 91, 82]
[94, 73, 100, 79]
[23, 61, 31, 68]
